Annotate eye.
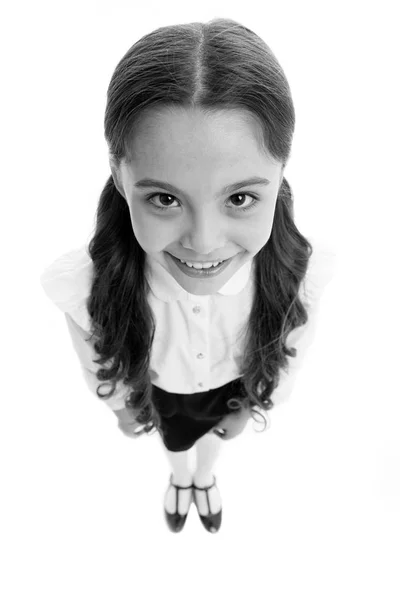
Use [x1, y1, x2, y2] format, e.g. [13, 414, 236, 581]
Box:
[144, 192, 261, 213]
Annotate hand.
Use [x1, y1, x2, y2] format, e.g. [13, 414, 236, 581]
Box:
[114, 406, 142, 438]
[213, 404, 249, 440]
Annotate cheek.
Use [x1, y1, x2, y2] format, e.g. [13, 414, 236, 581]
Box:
[129, 210, 171, 252]
[244, 209, 275, 250]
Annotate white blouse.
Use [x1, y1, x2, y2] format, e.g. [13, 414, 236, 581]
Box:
[40, 237, 337, 412]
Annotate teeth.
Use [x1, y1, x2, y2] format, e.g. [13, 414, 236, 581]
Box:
[179, 259, 223, 269]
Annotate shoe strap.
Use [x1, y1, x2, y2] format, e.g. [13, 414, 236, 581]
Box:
[169, 473, 193, 490]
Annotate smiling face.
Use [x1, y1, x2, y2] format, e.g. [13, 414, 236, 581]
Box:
[111, 106, 284, 295]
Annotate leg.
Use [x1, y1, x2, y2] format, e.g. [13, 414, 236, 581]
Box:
[193, 432, 223, 515]
[159, 438, 193, 515]
[162, 447, 193, 485]
[193, 431, 223, 484]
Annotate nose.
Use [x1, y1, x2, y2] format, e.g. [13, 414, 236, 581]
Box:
[180, 207, 225, 256]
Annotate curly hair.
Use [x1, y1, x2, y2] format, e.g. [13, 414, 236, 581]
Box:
[86, 17, 313, 437]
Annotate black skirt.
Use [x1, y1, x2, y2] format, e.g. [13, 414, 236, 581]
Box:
[151, 377, 247, 452]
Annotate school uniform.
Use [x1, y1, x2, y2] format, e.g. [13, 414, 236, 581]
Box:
[40, 238, 336, 452]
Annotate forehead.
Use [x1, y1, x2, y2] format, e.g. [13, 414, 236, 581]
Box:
[124, 106, 278, 172]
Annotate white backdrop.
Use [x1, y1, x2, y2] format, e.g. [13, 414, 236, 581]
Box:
[1, 1, 399, 598]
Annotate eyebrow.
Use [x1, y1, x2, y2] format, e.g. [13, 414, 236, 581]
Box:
[133, 176, 271, 197]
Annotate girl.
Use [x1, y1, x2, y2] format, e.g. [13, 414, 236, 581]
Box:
[40, 18, 336, 535]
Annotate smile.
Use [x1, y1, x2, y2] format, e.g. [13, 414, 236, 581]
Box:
[177, 258, 225, 269]
[166, 252, 235, 278]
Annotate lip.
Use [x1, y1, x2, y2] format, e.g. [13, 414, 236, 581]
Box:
[173, 256, 226, 263]
[166, 252, 234, 278]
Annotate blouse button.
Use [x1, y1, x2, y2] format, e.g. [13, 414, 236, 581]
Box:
[198, 382, 204, 388]
[197, 353, 205, 359]
[193, 305, 201, 314]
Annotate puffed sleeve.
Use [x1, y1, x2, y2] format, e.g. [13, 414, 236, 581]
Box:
[270, 237, 337, 406]
[40, 246, 130, 411]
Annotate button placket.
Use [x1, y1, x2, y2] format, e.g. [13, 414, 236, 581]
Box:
[190, 299, 209, 391]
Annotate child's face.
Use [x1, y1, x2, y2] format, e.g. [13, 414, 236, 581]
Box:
[111, 106, 284, 296]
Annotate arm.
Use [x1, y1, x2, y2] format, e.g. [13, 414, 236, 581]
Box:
[271, 241, 337, 406]
[64, 312, 130, 413]
[270, 300, 321, 405]
[40, 248, 139, 424]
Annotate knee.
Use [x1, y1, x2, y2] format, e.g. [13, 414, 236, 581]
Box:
[195, 430, 222, 446]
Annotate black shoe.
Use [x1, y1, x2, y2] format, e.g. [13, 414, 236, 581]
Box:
[164, 473, 193, 533]
[192, 474, 222, 533]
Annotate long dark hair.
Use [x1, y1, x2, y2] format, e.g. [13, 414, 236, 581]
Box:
[86, 18, 313, 437]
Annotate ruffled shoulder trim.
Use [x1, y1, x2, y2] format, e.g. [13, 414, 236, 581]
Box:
[40, 245, 94, 332]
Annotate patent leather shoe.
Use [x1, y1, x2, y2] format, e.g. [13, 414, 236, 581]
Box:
[192, 474, 222, 533]
[164, 473, 193, 533]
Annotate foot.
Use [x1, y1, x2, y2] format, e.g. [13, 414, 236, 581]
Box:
[164, 475, 193, 516]
[192, 473, 222, 516]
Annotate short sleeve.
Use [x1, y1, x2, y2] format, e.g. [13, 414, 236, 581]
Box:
[40, 246, 94, 331]
[40, 246, 130, 411]
[270, 237, 337, 406]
